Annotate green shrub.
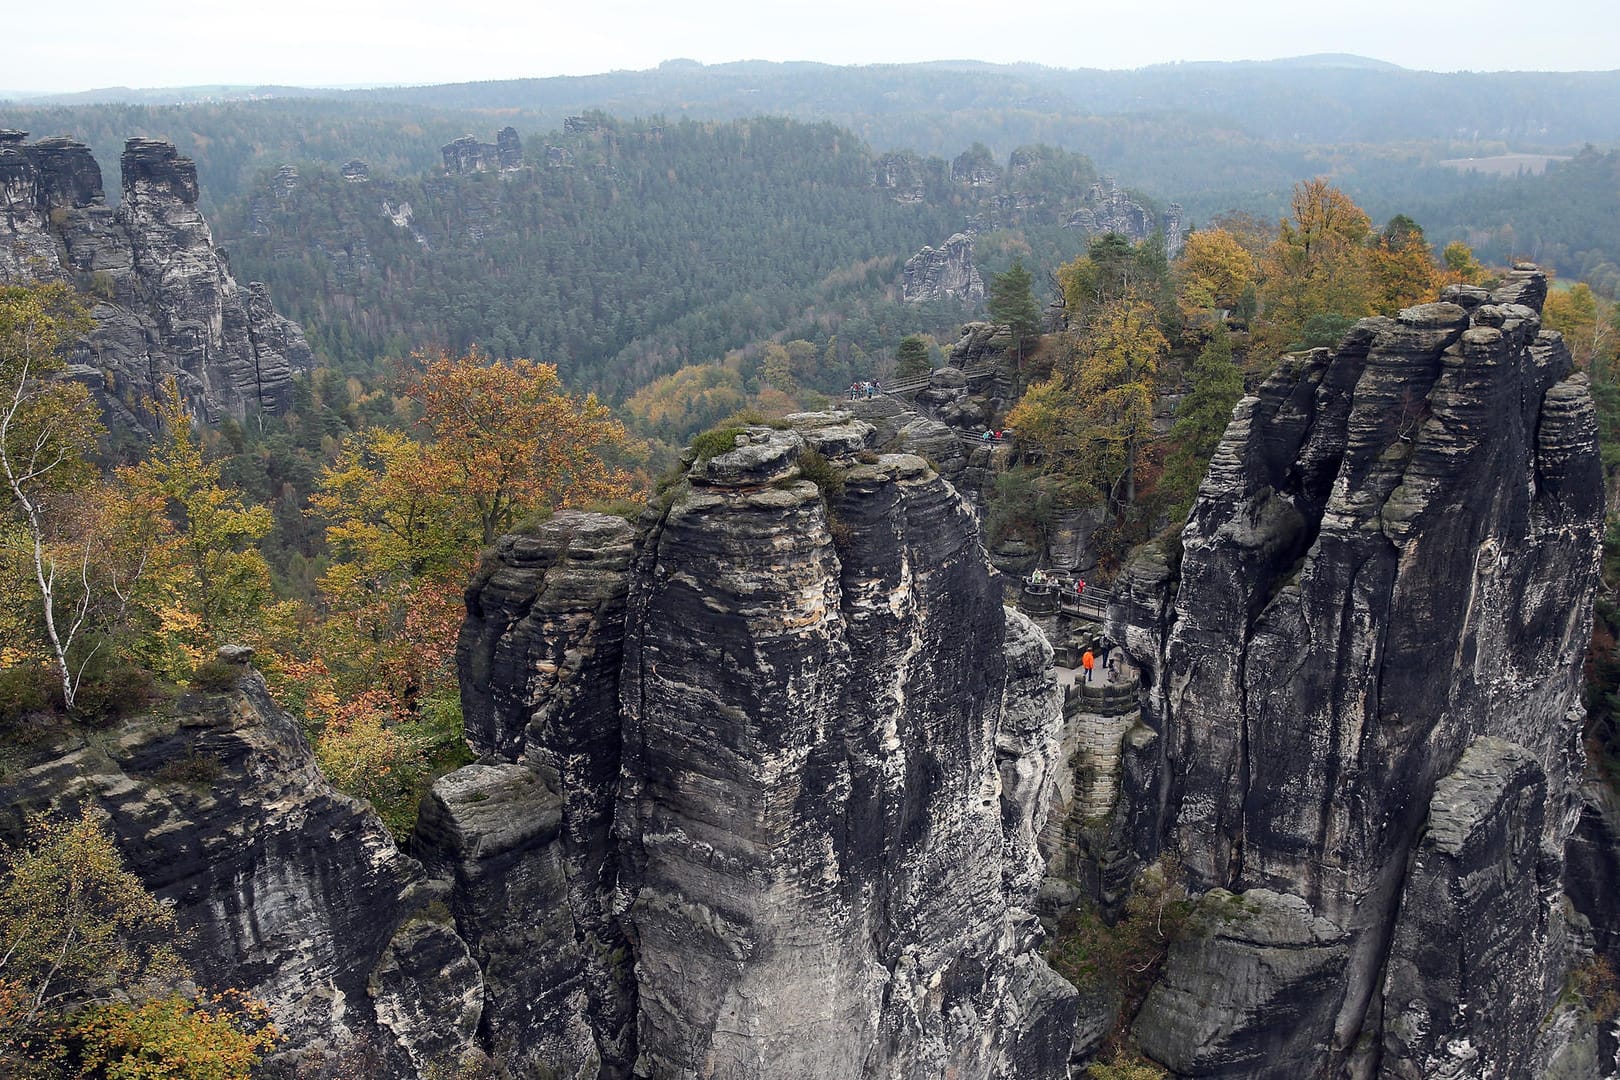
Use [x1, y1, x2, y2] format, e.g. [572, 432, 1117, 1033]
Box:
[796, 448, 846, 503]
[716, 407, 767, 427]
[189, 659, 244, 693]
[793, 448, 854, 551]
[0, 666, 59, 724]
[577, 497, 646, 521]
[690, 426, 746, 461]
[1572, 956, 1620, 1023]
[155, 748, 224, 785]
[1047, 856, 1193, 1054]
[1088, 1050, 1169, 1079]
[74, 664, 164, 719]
[512, 506, 556, 534]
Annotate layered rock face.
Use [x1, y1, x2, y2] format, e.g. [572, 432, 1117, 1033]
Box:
[447, 419, 1076, 1078]
[1063, 176, 1184, 257]
[441, 128, 524, 174]
[1108, 268, 1606, 1077]
[0, 133, 310, 428]
[0, 664, 481, 1076]
[903, 231, 986, 305]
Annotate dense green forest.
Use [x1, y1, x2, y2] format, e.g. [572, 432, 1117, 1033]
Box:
[4, 55, 1618, 288]
[1404, 146, 1620, 294]
[221, 116, 1108, 399]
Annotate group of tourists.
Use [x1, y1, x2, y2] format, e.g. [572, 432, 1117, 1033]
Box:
[1024, 569, 1087, 597]
[847, 380, 882, 400]
[979, 429, 1008, 443]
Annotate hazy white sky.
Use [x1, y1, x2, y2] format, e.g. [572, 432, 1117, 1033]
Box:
[9, 0, 1618, 93]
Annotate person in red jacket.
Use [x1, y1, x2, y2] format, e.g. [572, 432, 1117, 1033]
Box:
[1082, 649, 1095, 683]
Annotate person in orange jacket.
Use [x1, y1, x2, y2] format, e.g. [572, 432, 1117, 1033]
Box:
[1081, 649, 1095, 683]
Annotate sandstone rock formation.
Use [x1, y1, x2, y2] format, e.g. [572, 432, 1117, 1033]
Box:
[445, 419, 1077, 1077]
[1064, 177, 1184, 256]
[440, 127, 525, 174]
[0, 660, 481, 1076]
[953, 144, 1001, 187]
[1103, 267, 1607, 1076]
[0, 134, 310, 428]
[872, 150, 936, 202]
[903, 232, 985, 305]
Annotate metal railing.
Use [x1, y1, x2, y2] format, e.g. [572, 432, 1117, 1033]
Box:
[881, 362, 1000, 398]
[1021, 578, 1113, 622]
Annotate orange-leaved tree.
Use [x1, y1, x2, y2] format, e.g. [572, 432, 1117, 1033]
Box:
[407, 350, 633, 545]
[295, 351, 634, 835]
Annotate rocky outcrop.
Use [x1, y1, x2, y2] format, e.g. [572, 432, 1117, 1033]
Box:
[1064, 177, 1182, 255]
[1105, 266, 1606, 1076]
[621, 427, 1071, 1078]
[873, 150, 939, 203]
[948, 320, 1004, 365]
[0, 134, 310, 428]
[903, 232, 985, 305]
[450, 510, 640, 1075]
[1163, 201, 1186, 259]
[1135, 889, 1350, 1078]
[1379, 737, 1562, 1079]
[953, 144, 1001, 187]
[439, 420, 1076, 1077]
[440, 128, 524, 174]
[0, 661, 479, 1075]
[412, 763, 613, 1076]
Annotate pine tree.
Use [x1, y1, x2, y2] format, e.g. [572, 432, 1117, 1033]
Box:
[1160, 329, 1244, 519]
[988, 259, 1041, 369]
[896, 335, 932, 380]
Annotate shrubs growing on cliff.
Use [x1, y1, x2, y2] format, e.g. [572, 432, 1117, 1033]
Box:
[1047, 857, 1191, 1059]
[0, 810, 280, 1076]
[689, 426, 747, 461]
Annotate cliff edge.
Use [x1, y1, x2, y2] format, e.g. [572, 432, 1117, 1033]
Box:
[1104, 267, 1607, 1077]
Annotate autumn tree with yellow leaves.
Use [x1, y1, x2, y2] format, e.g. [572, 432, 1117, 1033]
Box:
[1173, 228, 1257, 322]
[1252, 180, 1453, 353]
[1006, 295, 1166, 507]
[115, 381, 278, 676]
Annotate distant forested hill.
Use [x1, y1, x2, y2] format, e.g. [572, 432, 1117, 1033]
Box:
[4, 54, 1618, 386]
[354, 58, 1620, 149]
[221, 115, 1107, 397]
[6, 56, 1616, 221]
[1405, 146, 1620, 293]
[0, 99, 476, 214]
